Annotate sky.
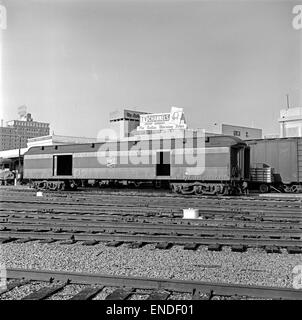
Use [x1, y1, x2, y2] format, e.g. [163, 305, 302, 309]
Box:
[0, 0, 301, 137]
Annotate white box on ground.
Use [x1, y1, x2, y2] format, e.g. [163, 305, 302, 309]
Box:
[183, 208, 199, 219]
[36, 191, 43, 197]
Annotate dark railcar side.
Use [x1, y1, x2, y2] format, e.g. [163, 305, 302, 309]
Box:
[246, 137, 302, 187]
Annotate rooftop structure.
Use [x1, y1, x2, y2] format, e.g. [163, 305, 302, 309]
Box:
[206, 123, 262, 140]
[27, 134, 97, 148]
[109, 109, 149, 138]
[279, 107, 302, 138]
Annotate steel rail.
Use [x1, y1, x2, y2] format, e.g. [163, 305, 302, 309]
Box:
[2, 187, 302, 203]
[1, 197, 301, 212]
[1, 230, 301, 247]
[1, 202, 302, 219]
[0, 213, 302, 235]
[2, 214, 301, 230]
[1, 210, 301, 225]
[6, 268, 302, 300]
[1, 188, 301, 201]
[1, 221, 301, 238]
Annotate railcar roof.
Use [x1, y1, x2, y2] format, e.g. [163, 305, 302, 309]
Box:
[25, 135, 246, 156]
[246, 137, 302, 143]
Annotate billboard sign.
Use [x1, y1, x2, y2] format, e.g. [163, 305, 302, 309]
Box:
[137, 107, 187, 131]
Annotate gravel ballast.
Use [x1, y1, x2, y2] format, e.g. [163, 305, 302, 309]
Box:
[1, 242, 301, 290]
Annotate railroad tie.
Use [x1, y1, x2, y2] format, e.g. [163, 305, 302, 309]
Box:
[155, 242, 172, 250]
[0, 279, 30, 295]
[231, 245, 246, 252]
[39, 239, 57, 244]
[184, 243, 199, 251]
[82, 240, 99, 246]
[265, 246, 281, 254]
[106, 241, 123, 247]
[69, 286, 104, 300]
[21, 284, 66, 300]
[59, 239, 77, 245]
[105, 288, 133, 300]
[0, 238, 16, 244]
[14, 238, 33, 243]
[207, 244, 222, 251]
[127, 242, 145, 249]
[192, 289, 213, 300]
[147, 291, 170, 300]
[287, 246, 302, 254]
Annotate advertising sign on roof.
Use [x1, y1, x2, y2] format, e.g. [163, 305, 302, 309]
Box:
[137, 107, 187, 131]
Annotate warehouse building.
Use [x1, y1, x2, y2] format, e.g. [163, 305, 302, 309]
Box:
[206, 123, 262, 140]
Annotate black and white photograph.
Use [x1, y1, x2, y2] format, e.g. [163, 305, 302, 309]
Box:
[0, 0, 301, 308]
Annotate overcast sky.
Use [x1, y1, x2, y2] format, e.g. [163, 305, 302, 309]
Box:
[1, 0, 301, 136]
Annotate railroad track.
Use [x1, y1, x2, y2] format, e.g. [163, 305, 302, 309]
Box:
[2, 186, 302, 202]
[1, 212, 300, 229]
[2, 195, 302, 210]
[2, 268, 302, 300]
[1, 216, 301, 239]
[1, 188, 302, 209]
[1, 209, 301, 249]
[2, 197, 302, 219]
[1, 206, 302, 224]
[1, 229, 302, 253]
[1, 188, 301, 250]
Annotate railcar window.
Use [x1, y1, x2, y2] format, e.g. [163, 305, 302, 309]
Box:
[53, 155, 73, 176]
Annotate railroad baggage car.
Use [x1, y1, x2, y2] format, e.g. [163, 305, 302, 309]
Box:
[23, 133, 250, 195]
[246, 137, 302, 192]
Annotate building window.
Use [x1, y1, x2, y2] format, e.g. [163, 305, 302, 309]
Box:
[233, 130, 241, 136]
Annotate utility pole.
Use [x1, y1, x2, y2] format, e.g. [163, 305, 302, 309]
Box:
[286, 94, 290, 109]
[18, 135, 21, 182]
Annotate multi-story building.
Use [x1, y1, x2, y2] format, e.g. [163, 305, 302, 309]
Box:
[279, 107, 302, 138]
[0, 127, 16, 151]
[0, 112, 50, 151]
[109, 109, 148, 138]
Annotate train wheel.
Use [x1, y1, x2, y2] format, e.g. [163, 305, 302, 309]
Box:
[259, 184, 269, 193]
[171, 184, 180, 193]
[59, 183, 66, 191]
[223, 186, 230, 195]
[290, 185, 299, 193]
[38, 181, 47, 190]
[284, 185, 291, 193]
[194, 186, 203, 195]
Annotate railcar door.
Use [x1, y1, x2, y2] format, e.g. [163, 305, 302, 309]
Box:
[244, 147, 250, 179]
[156, 151, 170, 176]
[230, 147, 243, 179]
[53, 155, 73, 176]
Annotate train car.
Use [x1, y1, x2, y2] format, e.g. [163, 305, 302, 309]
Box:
[23, 133, 250, 195]
[246, 137, 302, 193]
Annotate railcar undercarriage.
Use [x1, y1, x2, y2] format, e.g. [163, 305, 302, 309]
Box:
[170, 181, 244, 195]
[28, 179, 246, 195]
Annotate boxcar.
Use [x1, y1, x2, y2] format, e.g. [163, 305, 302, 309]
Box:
[246, 137, 302, 192]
